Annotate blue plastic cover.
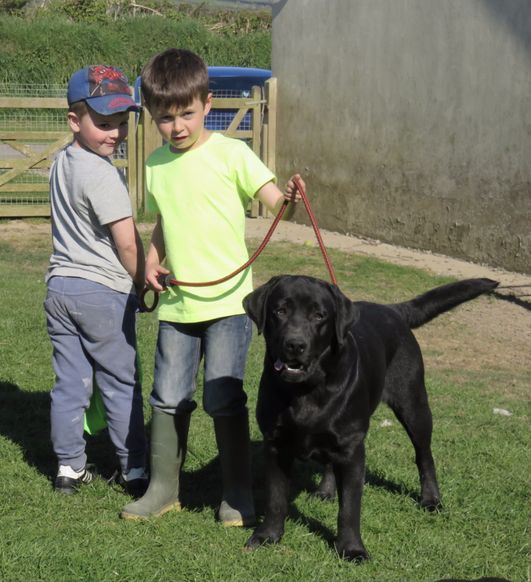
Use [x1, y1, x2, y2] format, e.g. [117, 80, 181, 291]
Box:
[207, 67, 272, 92]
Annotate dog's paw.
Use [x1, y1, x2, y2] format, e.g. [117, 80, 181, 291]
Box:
[312, 489, 336, 502]
[420, 497, 442, 512]
[245, 530, 281, 550]
[334, 541, 369, 562]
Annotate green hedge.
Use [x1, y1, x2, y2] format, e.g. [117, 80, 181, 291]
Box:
[0, 10, 271, 85]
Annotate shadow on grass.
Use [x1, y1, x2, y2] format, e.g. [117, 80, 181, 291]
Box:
[0, 380, 251, 510]
[180, 454, 226, 512]
[290, 460, 421, 548]
[0, 380, 137, 484]
[0, 381, 55, 478]
[292, 457, 419, 503]
[206, 445, 421, 548]
[0, 382, 419, 535]
[180, 441, 263, 514]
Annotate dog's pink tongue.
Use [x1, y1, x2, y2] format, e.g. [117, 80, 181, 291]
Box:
[274, 359, 286, 372]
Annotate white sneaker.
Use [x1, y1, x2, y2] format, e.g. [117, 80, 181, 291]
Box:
[55, 465, 94, 494]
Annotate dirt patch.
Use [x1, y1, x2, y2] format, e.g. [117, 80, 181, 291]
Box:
[3, 217, 529, 396]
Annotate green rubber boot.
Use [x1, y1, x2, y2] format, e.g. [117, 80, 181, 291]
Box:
[120, 409, 190, 520]
[214, 412, 256, 527]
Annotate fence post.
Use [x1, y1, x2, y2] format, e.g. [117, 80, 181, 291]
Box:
[260, 77, 277, 218]
[138, 107, 162, 213]
[264, 77, 277, 177]
[248, 84, 263, 218]
[127, 110, 138, 217]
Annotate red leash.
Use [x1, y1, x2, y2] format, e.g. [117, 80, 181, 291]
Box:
[293, 176, 337, 287]
[140, 176, 337, 312]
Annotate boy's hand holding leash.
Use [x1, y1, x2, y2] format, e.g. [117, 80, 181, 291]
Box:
[285, 173, 304, 204]
[146, 264, 171, 292]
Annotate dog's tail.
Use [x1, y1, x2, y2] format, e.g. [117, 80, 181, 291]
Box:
[391, 278, 499, 329]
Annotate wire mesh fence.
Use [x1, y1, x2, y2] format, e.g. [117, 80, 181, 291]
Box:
[0, 83, 66, 98]
[0, 83, 128, 210]
[0, 109, 67, 132]
[206, 87, 254, 132]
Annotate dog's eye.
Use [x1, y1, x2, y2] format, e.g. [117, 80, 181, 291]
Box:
[313, 311, 325, 321]
[274, 307, 287, 317]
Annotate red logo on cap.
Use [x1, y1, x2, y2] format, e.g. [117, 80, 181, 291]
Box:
[88, 65, 131, 98]
[108, 97, 134, 110]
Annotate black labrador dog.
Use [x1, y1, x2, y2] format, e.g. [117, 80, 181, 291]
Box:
[243, 275, 498, 561]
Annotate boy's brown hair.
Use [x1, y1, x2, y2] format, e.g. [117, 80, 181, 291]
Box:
[69, 100, 89, 118]
[141, 48, 209, 113]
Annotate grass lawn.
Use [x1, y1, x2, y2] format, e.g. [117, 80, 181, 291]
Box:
[0, 222, 528, 581]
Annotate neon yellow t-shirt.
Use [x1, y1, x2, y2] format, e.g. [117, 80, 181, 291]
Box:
[146, 132, 275, 323]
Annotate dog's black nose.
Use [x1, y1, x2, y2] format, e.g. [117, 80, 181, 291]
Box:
[285, 337, 307, 355]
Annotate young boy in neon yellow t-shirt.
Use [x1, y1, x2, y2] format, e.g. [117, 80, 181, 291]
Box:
[121, 48, 303, 525]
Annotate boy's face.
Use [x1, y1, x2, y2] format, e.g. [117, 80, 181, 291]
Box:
[68, 107, 129, 157]
[151, 94, 212, 153]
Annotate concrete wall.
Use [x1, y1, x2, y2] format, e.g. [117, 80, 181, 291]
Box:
[271, 0, 531, 273]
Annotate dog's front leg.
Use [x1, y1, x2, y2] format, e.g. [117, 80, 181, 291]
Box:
[333, 443, 369, 561]
[245, 443, 293, 550]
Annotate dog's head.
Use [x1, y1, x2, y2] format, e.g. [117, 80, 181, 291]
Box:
[243, 275, 358, 383]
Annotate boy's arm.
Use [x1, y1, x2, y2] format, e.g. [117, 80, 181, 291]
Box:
[109, 216, 145, 293]
[255, 173, 304, 220]
[145, 214, 170, 291]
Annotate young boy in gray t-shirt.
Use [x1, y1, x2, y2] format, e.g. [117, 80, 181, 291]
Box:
[44, 65, 147, 496]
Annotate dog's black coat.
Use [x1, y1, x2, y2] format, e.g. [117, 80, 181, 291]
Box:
[243, 276, 498, 561]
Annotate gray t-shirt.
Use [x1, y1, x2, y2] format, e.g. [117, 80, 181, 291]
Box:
[46, 144, 134, 293]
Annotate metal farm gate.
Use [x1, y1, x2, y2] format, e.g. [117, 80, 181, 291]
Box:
[0, 78, 277, 219]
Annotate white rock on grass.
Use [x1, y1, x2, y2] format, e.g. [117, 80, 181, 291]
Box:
[493, 407, 512, 417]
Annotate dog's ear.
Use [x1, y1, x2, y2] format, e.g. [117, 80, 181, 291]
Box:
[243, 276, 283, 334]
[330, 284, 359, 347]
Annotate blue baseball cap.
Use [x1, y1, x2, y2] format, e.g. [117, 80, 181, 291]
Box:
[67, 65, 140, 115]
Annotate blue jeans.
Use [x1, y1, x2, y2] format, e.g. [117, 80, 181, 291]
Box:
[150, 315, 252, 417]
[44, 276, 146, 473]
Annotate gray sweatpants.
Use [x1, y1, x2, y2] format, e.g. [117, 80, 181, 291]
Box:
[44, 276, 146, 473]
